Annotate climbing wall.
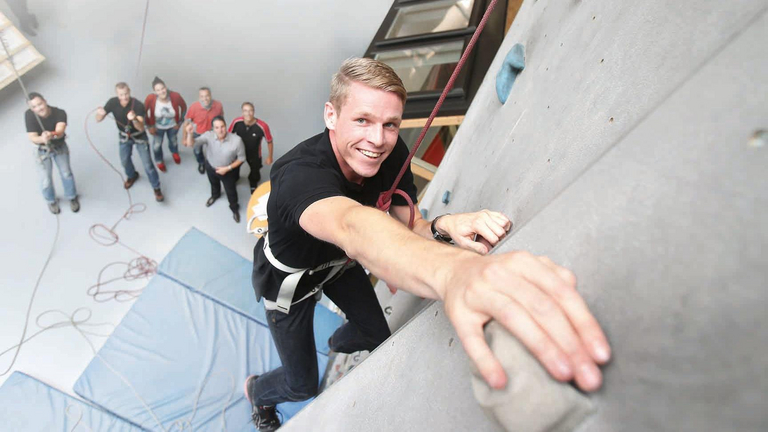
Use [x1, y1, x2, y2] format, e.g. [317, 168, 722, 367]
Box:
[283, 0, 768, 430]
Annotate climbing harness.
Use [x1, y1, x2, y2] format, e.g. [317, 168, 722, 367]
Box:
[262, 234, 356, 314]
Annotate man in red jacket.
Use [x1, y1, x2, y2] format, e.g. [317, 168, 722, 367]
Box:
[144, 77, 187, 172]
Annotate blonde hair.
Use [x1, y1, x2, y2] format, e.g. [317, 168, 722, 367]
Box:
[330, 58, 407, 112]
[115, 82, 130, 91]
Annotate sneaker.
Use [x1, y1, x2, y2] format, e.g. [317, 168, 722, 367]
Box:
[70, 197, 80, 213]
[244, 376, 281, 431]
[124, 173, 139, 189]
[233, 210, 241, 223]
[154, 188, 164, 202]
[198, 163, 205, 174]
[157, 162, 167, 173]
[48, 201, 60, 214]
[206, 196, 219, 207]
[172, 153, 181, 164]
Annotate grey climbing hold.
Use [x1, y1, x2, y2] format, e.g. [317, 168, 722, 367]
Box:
[496, 43, 525, 104]
[471, 321, 595, 432]
[441, 190, 451, 204]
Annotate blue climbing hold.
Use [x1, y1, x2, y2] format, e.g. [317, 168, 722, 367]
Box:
[496, 43, 525, 104]
[420, 208, 429, 219]
[442, 191, 451, 205]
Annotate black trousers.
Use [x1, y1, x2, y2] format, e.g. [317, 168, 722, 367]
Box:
[251, 265, 391, 406]
[205, 160, 240, 211]
[244, 143, 262, 190]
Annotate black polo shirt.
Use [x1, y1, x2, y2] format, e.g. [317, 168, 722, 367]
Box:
[104, 97, 148, 140]
[25, 106, 67, 145]
[251, 128, 418, 302]
[230, 118, 271, 164]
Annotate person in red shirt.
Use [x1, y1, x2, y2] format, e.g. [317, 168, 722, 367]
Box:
[184, 87, 224, 174]
[144, 77, 187, 173]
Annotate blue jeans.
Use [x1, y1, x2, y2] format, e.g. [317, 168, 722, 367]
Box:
[36, 143, 77, 203]
[151, 127, 179, 162]
[192, 132, 205, 164]
[250, 264, 391, 406]
[119, 137, 160, 189]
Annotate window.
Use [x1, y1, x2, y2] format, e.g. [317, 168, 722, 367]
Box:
[386, 0, 475, 39]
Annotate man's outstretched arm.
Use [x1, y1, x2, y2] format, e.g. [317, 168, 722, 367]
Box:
[300, 196, 611, 392]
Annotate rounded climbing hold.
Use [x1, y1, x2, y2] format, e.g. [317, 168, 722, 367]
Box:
[496, 43, 525, 104]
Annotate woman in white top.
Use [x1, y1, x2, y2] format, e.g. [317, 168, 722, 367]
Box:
[144, 76, 187, 172]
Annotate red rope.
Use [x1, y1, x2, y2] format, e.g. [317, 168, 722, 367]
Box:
[377, 0, 499, 227]
[84, 110, 157, 302]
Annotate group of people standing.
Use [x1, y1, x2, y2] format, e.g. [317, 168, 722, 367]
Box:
[25, 79, 274, 222]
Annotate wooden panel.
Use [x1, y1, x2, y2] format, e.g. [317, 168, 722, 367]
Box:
[504, 0, 524, 34]
[410, 157, 437, 181]
[0, 12, 45, 91]
[400, 115, 464, 129]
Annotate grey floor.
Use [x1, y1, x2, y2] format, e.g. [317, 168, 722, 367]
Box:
[0, 0, 390, 396]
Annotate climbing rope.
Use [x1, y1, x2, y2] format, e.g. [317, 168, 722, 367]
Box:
[377, 0, 500, 227]
[136, 0, 150, 78]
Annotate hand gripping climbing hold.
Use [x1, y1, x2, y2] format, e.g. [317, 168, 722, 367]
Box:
[496, 43, 525, 104]
[471, 321, 595, 432]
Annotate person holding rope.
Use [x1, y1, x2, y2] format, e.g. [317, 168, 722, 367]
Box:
[144, 76, 187, 173]
[25, 92, 79, 214]
[183, 116, 245, 223]
[244, 58, 611, 431]
[95, 82, 164, 202]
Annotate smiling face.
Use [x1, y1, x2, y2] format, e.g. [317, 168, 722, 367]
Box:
[199, 89, 211, 107]
[28, 96, 50, 118]
[213, 118, 227, 141]
[242, 103, 255, 122]
[116, 86, 131, 106]
[154, 83, 168, 100]
[325, 81, 403, 184]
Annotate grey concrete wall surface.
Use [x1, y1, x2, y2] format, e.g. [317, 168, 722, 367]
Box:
[283, 0, 768, 431]
[420, 0, 767, 229]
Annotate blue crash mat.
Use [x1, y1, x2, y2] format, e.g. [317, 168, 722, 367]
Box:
[73, 276, 326, 431]
[157, 227, 344, 355]
[0, 371, 144, 431]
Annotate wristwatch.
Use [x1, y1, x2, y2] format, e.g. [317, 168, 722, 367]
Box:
[431, 214, 453, 243]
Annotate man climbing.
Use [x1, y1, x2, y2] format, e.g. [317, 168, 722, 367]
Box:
[245, 58, 611, 431]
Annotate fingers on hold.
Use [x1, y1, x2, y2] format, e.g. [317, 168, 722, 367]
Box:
[456, 324, 507, 389]
[516, 279, 604, 378]
[457, 236, 488, 255]
[485, 210, 511, 230]
[481, 292, 573, 382]
[531, 256, 611, 366]
[474, 222, 501, 245]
